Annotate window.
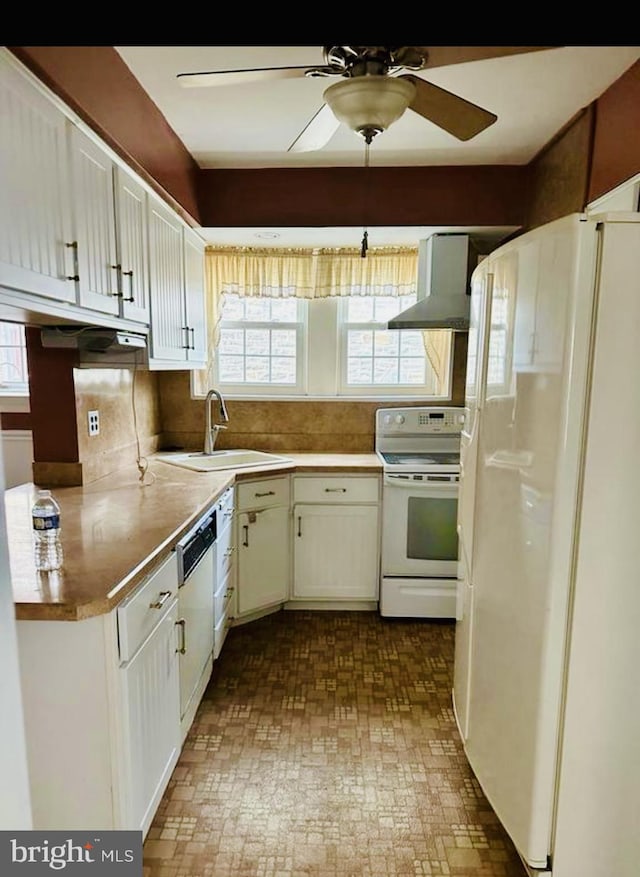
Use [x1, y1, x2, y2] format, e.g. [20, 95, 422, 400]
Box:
[213, 293, 451, 400]
[339, 295, 439, 395]
[216, 295, 305, 394]
[0, 322, 29, 394]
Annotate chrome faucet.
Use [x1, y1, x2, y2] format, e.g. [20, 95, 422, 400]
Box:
[203, 388, 229, 455]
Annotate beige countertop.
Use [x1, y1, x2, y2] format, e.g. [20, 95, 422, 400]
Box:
[7, 453, 381, 622]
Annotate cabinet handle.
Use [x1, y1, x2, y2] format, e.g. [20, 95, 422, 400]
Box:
[297, 515, 302, 537]
[189, 327, 195, 349]
[109, 263, 123, 298]
[149, 590, 172, 609]
[121, 269, 135, 302]
[255, 490, 275, 498]
[64, 241, 79, 282]
[175, 618, 186, 654]
[182, 326, 190, 349]
[324, 487, 347, 493]
[242, 524, 249, 547]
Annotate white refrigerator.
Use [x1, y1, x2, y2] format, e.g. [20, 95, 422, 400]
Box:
[453, 212, 640, 876]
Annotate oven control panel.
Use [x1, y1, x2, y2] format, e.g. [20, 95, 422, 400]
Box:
[376, 407, 464, 435]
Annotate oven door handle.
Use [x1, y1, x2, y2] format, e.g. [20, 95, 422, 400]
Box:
[383, 474, 459, 490]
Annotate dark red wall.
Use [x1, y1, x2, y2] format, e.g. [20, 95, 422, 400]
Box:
[196, 165, 529, 228]
[589, 60, 640, 203]
[24, 328, 78, 463]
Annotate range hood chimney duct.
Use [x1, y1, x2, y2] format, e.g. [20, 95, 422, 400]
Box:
[387, 234, 474, 331]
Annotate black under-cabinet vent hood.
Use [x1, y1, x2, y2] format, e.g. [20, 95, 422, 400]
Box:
[387, 234, 473, 331]
[40, 327, 148, 367]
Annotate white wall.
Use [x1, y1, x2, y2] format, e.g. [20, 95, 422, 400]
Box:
[1, 429, 33, 487]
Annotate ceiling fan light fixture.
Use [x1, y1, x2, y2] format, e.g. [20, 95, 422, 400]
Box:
[323, 76, 416, 141]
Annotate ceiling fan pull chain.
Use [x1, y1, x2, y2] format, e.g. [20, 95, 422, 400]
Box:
[361, 140, 371, 258]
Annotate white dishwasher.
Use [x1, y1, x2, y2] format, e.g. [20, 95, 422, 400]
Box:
[175, 506, 216, 740]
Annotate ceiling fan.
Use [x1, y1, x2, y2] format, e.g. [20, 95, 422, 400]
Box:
[176, 45, 558, 152]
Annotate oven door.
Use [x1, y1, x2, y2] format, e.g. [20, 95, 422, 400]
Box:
[381, 472, 459, 578]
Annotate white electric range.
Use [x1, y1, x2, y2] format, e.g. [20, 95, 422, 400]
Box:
[375, 406, 464, 618]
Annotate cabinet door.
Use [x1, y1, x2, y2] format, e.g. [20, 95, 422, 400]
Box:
[69, 126, 120, 315]
[184, 227, 207, 364]
[115, 166, 150, 323]
[120, 597, 181, 837]
[0, 54, 75, 302]
[293, 504, 379, 600]
[237, 506, 290, 615]
[148, 199, 187, 362]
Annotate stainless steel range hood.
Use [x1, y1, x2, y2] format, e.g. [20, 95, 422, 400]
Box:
[387, 234, 473, 331]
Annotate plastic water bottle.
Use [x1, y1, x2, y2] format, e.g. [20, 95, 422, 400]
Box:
[32, 489, 63, 571]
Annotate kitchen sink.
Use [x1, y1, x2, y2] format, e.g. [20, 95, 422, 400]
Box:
[155, 449, 293, 472]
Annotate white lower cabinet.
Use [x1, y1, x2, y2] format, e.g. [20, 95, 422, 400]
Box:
[236, 476, 290, 617]
[119, 593, 181, 834]
[292, 475, 380, 602]
[16, 552, 181, 837]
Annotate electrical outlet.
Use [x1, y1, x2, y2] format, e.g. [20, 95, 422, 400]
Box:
[88, 410, 100, 437]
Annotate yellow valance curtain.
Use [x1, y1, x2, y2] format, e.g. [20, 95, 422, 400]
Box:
[313, 246, 418, 297]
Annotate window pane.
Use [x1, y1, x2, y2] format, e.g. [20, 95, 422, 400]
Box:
[218, 329, 244, 354]
[347, 297, 374, 322]
[218, 355, 244, 382]
[347, 358, 373, 383]
[399, 358, 426, 383]
[272, 329, 296, 356]
[373, 358, 398, 383]
[270, 298, 298, 321]
[347, 330, 373, 356]
[246, 329, 270, 356]
[271, 357, 296, 383]
[221, 294, 245, 321]
[245, 298, 271, 321]
[400, 332, 424, 356]
[245, 356, 271, 382]
[373, 331, 399, 356]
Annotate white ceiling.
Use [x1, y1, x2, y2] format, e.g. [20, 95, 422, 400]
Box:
[115, 45, 640, 247]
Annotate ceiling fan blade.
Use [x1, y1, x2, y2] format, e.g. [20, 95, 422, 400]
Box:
[177, 66, 313, 88]
[288, 104, 341, 153]
[401, 75, 497, 141]
[415, 46, 561, 70]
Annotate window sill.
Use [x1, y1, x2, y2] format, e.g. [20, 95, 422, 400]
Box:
[190, 393, 451, 403]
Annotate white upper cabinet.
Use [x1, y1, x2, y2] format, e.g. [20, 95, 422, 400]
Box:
[69, 128, 153, 322]
[183, 227, 207, 364]
[0, 52, 75, 303]
[68, 126, 120, 315]
[0, 49, 204, 345]
[148, 199, 207, 369]
[114, 166, 150, 323]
